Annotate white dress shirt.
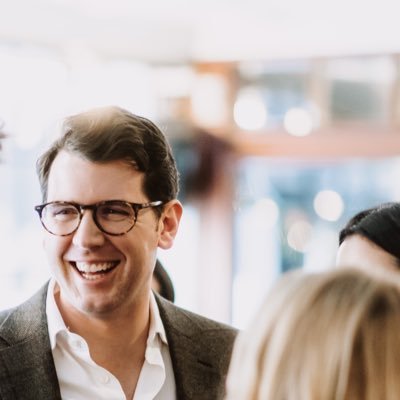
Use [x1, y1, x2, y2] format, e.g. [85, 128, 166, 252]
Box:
[46, 279, 176, 400]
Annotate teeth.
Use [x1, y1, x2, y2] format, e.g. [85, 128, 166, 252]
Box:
[75, 262, 115, 273]
[81, 273, 104, 281]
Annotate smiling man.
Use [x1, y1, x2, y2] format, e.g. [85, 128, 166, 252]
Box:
[0, 106, 237, 400]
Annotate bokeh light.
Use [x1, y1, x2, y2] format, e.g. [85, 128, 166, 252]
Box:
[313, 189, 344, 221]
[283, 107, 314, 136]
[233, 87, 267, 130]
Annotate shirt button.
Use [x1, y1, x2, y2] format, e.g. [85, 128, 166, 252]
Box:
[101, 375, 111, 384]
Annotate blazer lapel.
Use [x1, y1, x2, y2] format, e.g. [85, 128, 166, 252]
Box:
[0, 283, 61, 400]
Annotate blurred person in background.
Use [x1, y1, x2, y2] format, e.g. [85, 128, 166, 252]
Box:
[225, 267, 400, 400]
[0, 123, 6, 156]
[337, 202, 400, 272]
[0, 106, 237, 400]
[152, 259, 175, 303]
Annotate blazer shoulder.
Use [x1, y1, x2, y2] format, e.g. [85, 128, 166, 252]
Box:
[156, 294, 237, 334]
[0, 308, 12, 323]
[0, 283, 49, 345]
[155, 294, 238, 399]
[155, 294, 238, 358]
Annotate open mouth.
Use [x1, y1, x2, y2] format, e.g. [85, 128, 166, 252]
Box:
[71, 261, 119, 281]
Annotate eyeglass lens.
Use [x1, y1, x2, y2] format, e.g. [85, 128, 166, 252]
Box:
[41, 202, 136, 235]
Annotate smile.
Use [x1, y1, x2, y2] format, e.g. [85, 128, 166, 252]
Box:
[71, 261, 119, 280]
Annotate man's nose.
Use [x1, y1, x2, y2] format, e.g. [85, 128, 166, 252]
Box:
[72, 210, 105, 249]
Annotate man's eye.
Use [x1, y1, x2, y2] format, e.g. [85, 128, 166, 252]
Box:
[98, 205, 132, 220]
[103, 207, 129, 215]
[54, 208, 75, 215]
[49, 206, 78, 220]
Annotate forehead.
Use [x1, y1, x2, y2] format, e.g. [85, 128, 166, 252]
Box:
[336, 234, 399, 272]
[46, 150, 145, 202]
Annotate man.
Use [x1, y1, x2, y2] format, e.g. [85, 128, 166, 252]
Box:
[0, 106, 237, 399]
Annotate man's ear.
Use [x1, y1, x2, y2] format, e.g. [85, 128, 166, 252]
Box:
[157, 200, 183, 249]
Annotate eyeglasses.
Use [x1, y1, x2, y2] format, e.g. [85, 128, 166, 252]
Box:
[34, 200, 163, 236]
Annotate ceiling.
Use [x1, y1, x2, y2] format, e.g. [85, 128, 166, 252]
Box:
[1, 0, 400, 64]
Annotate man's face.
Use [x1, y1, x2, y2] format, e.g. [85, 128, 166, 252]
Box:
[43, 150, 178, 318]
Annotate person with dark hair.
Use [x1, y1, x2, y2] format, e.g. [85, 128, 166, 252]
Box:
[337, 202, 400, 271]
[0, 106, 237, 400]
[152, 259, 175, 303]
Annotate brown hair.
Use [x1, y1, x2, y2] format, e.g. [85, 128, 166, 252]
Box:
[36, 106, 179, 204]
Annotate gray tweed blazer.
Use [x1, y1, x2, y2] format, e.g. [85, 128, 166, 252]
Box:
[0, 283, 237, 400]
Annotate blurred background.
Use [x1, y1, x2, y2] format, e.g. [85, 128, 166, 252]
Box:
[1, 0, 400, 329]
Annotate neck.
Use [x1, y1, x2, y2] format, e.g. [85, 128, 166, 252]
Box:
[53, 285, 152, 398]
[54, 289, 151, 349]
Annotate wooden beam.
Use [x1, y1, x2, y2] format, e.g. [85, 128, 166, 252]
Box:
[230, 127, 400, 158]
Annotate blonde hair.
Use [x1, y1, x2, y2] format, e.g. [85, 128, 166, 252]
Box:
[225, 268, 400, 400]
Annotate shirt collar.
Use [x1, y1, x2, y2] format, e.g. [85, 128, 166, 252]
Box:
[46, 278, 168, 349]
[46, 278, 67, 350]
[148, 290, 168, 345]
